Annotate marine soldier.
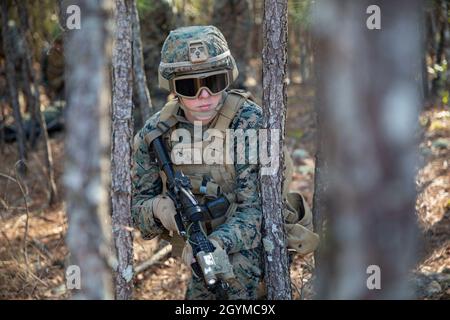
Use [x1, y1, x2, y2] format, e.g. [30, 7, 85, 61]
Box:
[132, 25, 318, 300]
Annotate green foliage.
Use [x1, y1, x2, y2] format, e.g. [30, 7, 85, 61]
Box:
[170, 0, 214, 26]
[4, 0, 60, 59]
[287, 129, 304, 139]
[187, 0, 214, 24]
[137, 0, 155, 16]
[288, 0, 312, 28]
[442, 90, 449, 106]
[434, 60, 449, 106]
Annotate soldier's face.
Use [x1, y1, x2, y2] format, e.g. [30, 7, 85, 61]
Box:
[179, 88, 221, 123]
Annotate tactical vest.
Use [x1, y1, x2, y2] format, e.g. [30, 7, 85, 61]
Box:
[144, 89, 319, 257]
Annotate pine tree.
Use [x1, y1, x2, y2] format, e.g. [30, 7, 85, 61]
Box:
[312, 0, 420, 299]
[111, 0, 134, 300]
[64, 0, 115, 300]
[260, 0, 292, 300]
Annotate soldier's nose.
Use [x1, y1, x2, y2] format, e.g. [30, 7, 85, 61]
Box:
[198, 88, 210, 99]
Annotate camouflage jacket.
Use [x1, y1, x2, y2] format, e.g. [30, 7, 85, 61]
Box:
[131, 96, 263, 254]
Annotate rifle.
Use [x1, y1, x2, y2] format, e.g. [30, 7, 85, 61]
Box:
[151, 136, 231, 297]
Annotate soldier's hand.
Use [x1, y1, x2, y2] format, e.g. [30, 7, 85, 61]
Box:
[181, 241, 194, 267]
[182, 238, 235, 281]
[207, 238, 235, 281]
[152, 195, 179, 233]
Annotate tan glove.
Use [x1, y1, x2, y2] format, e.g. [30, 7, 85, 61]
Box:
[182, 238, 235, 281]
[285, 223, 319, 256]
[181, 238, 224, 267]
[181, 241, 195, 267]
[152, 195, 179, 233]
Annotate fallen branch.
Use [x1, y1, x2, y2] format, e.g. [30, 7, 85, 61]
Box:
[31, 239, 54, 260]
[134, 244, 172, 275]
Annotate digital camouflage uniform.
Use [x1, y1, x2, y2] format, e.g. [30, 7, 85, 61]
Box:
[132, 94, 264, 299]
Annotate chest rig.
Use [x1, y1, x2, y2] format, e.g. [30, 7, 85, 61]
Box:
[144, 90, 253, 256]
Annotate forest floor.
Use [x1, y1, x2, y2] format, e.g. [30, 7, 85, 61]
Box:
[0, 80, 449, 299]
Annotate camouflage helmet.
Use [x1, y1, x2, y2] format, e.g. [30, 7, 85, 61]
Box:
[158, 25, 239, 91]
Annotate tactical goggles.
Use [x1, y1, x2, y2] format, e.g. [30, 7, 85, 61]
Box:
[170, 69, 231, 99]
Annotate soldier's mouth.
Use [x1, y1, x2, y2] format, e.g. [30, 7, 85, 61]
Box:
[198, 104, 212, 111]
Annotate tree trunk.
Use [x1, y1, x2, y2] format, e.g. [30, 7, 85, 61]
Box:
[311, 122, 328, 270]
[260, 0, 292, 300]
[16, 0, 58, 205]
[58, 0, 69, 32]
[131, 0, 152, 125]
[19, 57, 38, 149]
[430, 10, 447, 99]
[0, 103, 5, 154]
[312, 0, 420, 299]
[251, 0, 263, 60]
[444, 0, 450, 94]
[1, 1, 27, 175]
[64, 0, 115, 300]
[111, 0, 134, 300]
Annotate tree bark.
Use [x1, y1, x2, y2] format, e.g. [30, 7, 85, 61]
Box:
[260, 0, 292, 300]
[444, 0, 450, 93]
[64, 0, 115, 300]
[0, 103, 5, 154]
[312, 0, 420, 299]
[131, 0, 152, 125]
[16, 0, 58, 205]
[430, 7, 447, 99]
[1, 1, 27, 174]
[58, 0, 69, 32]
[311, 121, 328, 270]
[111, 0, 134, 300]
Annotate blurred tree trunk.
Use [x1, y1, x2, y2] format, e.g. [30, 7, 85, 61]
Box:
[261, 0, 291, 300]
[112, 0, 134, 300]
[312, 0, 420, 299]
[442, 0, 449, 96]
[16, 2, 38, 149]
[311, 117, 328, 269]
[131, 0, 152, 127]
[58, 0, 69, 32]
[421, 9, 430, 104]
[19, 60, 38, 148]
[16, 0, 58, 205]
[424, 0, 449, 106]
[430, 4, 447, 99]
[251, 0, 262, 60]
[0, 104, 5, 154]
[1, 1, 27, 174]
[64, 0, 115, 300]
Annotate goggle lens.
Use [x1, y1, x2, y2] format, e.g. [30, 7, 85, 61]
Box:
[174, 72, 229, 98]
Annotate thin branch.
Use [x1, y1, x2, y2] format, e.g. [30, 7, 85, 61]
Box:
[134, 244, 172, 275]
